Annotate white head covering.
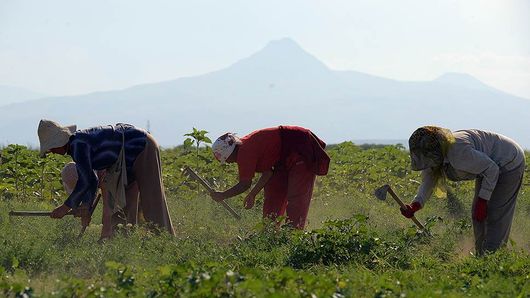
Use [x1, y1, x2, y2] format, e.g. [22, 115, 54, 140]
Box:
[409, 126, 453, 171]
[38, 119, 77, 158]
[212, 133, 242, 163]
[61, 162, 78, 195]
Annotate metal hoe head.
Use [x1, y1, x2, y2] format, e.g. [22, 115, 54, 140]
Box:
[374, 184, 390, 201]
[182, 167, 193, 177]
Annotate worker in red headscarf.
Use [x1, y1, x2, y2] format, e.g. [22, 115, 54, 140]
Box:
[210, 125, 330, 229]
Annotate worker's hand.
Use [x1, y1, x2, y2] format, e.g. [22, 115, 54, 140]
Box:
[74, 205, 91, 227]
[50, 204, 71, 219]
[244, 193, 256, 209]
[210, 191, 227, 202]
[400, 202, 422, 218]
[473, 197, 488, 222]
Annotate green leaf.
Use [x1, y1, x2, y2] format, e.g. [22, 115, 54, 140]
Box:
[11, 257, 19, 269]
[183, 138, 194, 148]
[202, 136, 212, 144]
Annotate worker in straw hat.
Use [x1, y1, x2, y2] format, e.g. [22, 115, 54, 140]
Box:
[210, 125, 330, 229]
[38, 119, 175, 236]
[402, 126, 525, 255]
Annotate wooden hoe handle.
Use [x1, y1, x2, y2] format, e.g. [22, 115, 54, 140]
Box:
[386, 186, 426, 231]
[9, 210, 74, 217]
[183, 167, 241, 220]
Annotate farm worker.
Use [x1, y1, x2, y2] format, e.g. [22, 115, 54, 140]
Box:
[402, 126, 525, 254]
[61, 162, 143, 239]
[210, 125, 330, 229]
[38, 119, 175, 236]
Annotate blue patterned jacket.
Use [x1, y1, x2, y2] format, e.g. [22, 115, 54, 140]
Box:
[65, 124, 147, 208]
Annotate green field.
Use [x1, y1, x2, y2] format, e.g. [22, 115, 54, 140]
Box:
[0, 143, 529, 297]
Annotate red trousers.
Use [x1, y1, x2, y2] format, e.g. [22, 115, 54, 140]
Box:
[263, 156, 316, 229]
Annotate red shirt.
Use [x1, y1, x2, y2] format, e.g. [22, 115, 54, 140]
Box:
[237, 127, 281, 181]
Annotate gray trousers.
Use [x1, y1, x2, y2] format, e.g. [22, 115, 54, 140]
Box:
[473, 161, 525, 254]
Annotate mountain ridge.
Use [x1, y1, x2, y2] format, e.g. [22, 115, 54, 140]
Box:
[0, 85, 48, 107]
[1, 38, 529, 148]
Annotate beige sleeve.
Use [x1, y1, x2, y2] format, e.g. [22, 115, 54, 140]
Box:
[413, 168, 435, 206]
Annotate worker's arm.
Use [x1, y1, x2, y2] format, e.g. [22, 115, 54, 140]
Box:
[210, 180, 252, 202]
[64, 142, 99, 209]
[451, 146, 499, 201]
[51, 142, 98, 219]
[400, 168, 434, 218]
[244, 170, 273, 209]
[412, 167, 436, 207]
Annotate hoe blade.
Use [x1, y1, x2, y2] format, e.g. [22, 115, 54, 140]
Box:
[374, 184, 390, 201]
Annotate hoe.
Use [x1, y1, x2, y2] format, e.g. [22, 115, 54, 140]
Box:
[9, 193, 101, 238]
[182, 166, 241, 220]
[374, 184, 426, 231]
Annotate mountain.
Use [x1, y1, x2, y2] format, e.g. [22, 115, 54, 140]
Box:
[1, 38, 530, 148]
[0, 85, 47, 106]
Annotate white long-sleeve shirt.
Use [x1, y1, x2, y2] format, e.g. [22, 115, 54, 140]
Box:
[414, 129, 525, 206]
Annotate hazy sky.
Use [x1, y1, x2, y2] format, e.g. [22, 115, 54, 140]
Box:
[1, 0, 529, 98]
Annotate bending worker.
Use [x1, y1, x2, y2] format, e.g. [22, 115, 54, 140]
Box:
[38, 119, 175, 236]
[401, 126, 525, 254]
[210, 125, 330, 229]
[61, 162, 143, 239]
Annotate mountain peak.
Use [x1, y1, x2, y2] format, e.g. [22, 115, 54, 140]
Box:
[228, 38, 330, 73]
[433, 72, 489, 90]
[262, 38, 304, 52]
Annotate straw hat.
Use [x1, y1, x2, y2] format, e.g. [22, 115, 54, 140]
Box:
[38, 119, 77, 157]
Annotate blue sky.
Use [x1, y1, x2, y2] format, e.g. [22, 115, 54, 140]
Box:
[1, 0, 529, 98]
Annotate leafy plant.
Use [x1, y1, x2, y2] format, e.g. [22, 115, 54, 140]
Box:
[184, 127, 212, 168]
[0, 145, 67, 202]
[184, 128, 212, 196]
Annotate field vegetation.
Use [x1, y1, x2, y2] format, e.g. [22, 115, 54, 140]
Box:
[0, 142, 529, 297]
